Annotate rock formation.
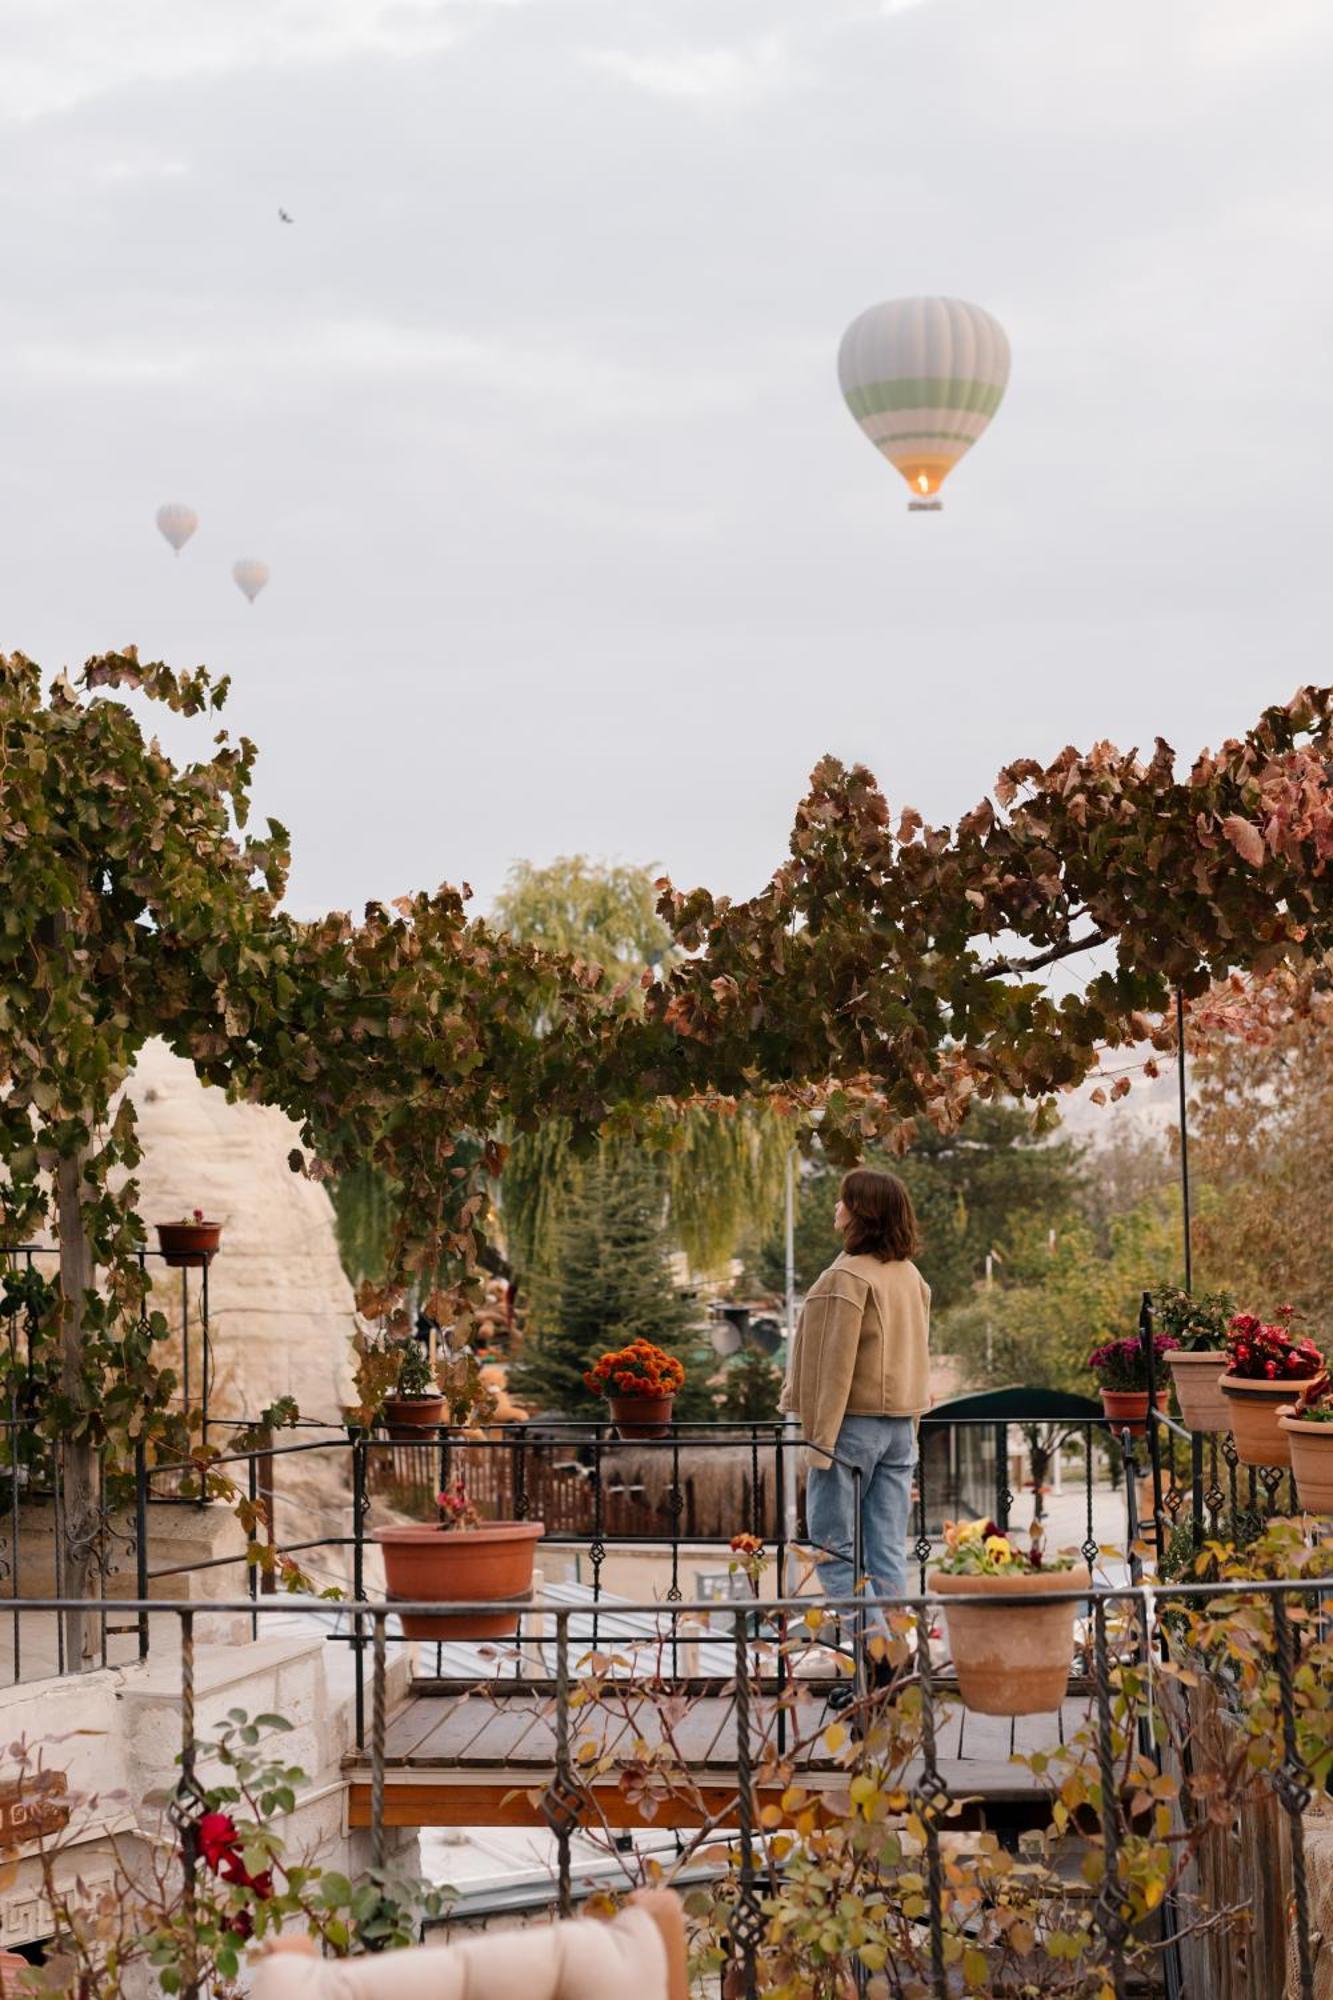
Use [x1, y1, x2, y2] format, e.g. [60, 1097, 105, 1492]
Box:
[127, 1040, 357, 1591]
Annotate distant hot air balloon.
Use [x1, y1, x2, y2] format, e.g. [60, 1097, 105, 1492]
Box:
[838, 297, 1010, 511]
[232, 558, 270, 604]
[156, 502, 198, 553]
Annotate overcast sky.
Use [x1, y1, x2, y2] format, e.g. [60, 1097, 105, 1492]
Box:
[3, 0, 1331, 925]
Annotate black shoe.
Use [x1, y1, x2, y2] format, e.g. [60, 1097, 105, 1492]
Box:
[825, 1676, 858, 1714]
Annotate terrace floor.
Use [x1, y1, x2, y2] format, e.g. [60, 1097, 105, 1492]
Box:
[345, 1686, 1093, 1829]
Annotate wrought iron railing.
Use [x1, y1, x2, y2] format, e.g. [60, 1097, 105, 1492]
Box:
[1, 1577, 1327, 2000]
[0, 1406, 1134, 1683]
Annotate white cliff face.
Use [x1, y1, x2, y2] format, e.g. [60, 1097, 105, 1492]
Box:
[122, 1041, 359, 1591]
[127, 1039, 356, 1427]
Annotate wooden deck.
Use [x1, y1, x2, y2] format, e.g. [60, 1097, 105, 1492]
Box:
[344, 1686, 1093, 1830]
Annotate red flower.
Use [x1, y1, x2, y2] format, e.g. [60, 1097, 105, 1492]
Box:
[198, 1811, 240, 1871]
[197, 1811, 273, 1897]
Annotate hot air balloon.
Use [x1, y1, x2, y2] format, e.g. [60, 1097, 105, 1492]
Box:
[232, 558, 270, 604]
[156, 502, 198, 553]
[838, 297, 1010, 511]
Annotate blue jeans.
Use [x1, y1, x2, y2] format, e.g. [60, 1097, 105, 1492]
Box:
[806, 1414, 917, 1632]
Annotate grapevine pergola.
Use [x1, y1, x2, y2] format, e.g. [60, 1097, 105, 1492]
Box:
[4, 648, 1333, 1639]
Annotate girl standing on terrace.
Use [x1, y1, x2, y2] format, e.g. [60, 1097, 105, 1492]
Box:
[780, 1167, 930, 1667]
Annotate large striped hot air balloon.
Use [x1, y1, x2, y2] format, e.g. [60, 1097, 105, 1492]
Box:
[838, 297, 1010, 511]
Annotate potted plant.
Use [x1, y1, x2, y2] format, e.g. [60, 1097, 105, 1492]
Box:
[1087, 1332, 1177, 1439]
[373, 1478, 545, 1639]
[156, 1207, 223, 1267]
[1277, 1380, 1333, 1510]
[930, 1521, 1087, 1716]
[380, 1338, 446, 1441]
[1219, 1308, 1327, 1468]
[584, 1338, 685, 1438]
[1156, 1287, 1236, 1432]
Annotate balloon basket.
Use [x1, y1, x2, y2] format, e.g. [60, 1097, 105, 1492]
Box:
[907, 498, 943, 512]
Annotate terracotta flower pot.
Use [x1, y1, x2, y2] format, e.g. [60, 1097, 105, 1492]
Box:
[1166, 1349, 1231, 1432]
[932, 1566, 1088, 1717]
[380, 1394, 446, 1443]
[155, 1219, 222, 1267]
[373, 1520, 545, 1639]
[608, 1393, 675, 1440]
[1099, 1388, 1168, 1441]
[0, 1956, 30, 1997]
[1220, 1371, 1326, 1468]
[1279, 1413, 1333, 1510]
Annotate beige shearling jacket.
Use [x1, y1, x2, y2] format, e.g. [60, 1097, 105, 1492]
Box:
[780, 1251, 931, 1456]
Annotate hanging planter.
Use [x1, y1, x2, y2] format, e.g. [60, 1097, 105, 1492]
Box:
[1219, 1376, 1316, 1468]
[931, 1523, 1086, 1717]
[1278, 1407, 1333, 1510]
[1165, 1350, 1230, 1432]
[1154, 1288, 1236, 1432]
[373, 1482, 545, 1639]
[1218, 1310, 1326, 1469]
[378, 1333, 446, 1442]
[1086, 1334, 1178, 1443]
[1098, 1388, 1169, 1442]
[584, 1339, 685, 1441]
[155, 1210, 222, 1267]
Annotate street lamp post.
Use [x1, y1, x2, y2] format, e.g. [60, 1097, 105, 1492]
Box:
[783, 1146, 799, 1587]
[1176, 985, 1193, 1293]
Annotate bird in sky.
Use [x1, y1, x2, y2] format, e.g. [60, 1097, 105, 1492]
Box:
[278, 207, 294, 224]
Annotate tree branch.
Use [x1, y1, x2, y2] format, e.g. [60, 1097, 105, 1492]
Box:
[980, 927, 1109, 979]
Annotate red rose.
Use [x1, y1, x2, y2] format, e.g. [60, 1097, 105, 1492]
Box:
[198, 1811, 240, 1871]
[218, 1851, 273, 1894]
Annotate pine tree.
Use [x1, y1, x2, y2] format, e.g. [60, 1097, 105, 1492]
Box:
[512, 1149, 711, 1418]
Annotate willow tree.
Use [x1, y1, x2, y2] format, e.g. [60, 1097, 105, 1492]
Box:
[492, 857, 789, 1305]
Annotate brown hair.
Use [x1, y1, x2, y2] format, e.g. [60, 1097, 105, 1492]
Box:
[839, 1167, 921, 1263]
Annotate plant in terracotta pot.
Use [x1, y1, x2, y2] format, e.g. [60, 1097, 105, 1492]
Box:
[380, 1336, 447, 1442]
[1087, 1332, 1177, 1440]
[1156, 1286, 1236, 1432]
[930, 1521, 1087, 1717]
[584, 1338, 685, 1438]
[1277, 1380, 1333, 1511]
[1220, 1307, 1327, 1468]
[372, 1477, 545, 1639]
[155, 1206, 223, 1267]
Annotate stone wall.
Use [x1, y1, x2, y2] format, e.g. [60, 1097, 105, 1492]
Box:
[0, 1627, 417, 1979]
